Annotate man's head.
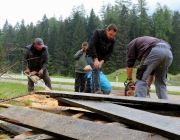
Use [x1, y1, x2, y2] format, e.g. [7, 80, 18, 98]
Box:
[84, 65, 92, 74]
[34, 38, 45, 51]
[82, 42, 88, 52]
[106, 24, 117, 39]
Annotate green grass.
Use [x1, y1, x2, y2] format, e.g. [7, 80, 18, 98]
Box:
[0, 82, 27, 99]
[106, 68, 136, 82]
[0, 82, 73, 100]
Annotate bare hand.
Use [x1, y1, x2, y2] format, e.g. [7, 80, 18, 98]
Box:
[25, 68, 30, 74]
[38, 69, 43, 76]
[94, 61, 102, 69]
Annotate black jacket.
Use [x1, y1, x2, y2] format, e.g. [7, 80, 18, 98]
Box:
[86, 29, 115, 62]
[23, 44, 49, 71]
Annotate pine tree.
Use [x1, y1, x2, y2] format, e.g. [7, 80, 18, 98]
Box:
[169, 11, 180, 74]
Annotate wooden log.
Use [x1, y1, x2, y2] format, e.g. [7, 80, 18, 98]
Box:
[56, 97, 180, 139]
[0, 106, 167, 140]
[35, 90, 180, 110]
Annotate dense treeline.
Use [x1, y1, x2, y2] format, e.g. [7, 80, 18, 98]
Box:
[0, 0, 180, 77]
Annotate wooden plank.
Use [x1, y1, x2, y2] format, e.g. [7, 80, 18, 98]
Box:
[0, 120, 55, 139]
[35, 90, 180, 110]
[56, 97, 180, 140]
[0, 120, 31, 135]
[9, 134, 56, 140]
[30, 104, 91, 113]
[0, 106, 167, 140]
[71, 113, 85, 118]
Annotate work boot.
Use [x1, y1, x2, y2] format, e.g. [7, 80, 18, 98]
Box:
[94, 91, 103, 94]
[147, 86, 151, 98]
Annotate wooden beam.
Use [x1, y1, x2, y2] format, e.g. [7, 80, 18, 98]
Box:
[56, 97, 180, 139]
[0, 120, 55, 140]
[35, 90, 180, 110]
[10, 134, 56, 140]
[0, 106, 167, 140]
[0, 120, 30, 135]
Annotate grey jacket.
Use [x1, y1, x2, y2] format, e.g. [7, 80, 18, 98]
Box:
[74, 50, 87, 73]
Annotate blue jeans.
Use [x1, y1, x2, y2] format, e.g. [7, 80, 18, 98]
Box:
[85, 56, 101, 93]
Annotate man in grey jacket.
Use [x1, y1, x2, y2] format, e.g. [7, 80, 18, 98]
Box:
[23, 38, 52, 94]
[74, 42, 88, 92]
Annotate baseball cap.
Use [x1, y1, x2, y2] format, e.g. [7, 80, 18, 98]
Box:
[84, 65, 92, 70]
[34, 38, 45, 48]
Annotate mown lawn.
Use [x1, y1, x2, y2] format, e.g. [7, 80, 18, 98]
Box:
[0, 82, 28, 99]
[0, 82, 73, 99]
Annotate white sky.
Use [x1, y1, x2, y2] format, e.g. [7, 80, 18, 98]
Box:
[0, 0, 179, 29]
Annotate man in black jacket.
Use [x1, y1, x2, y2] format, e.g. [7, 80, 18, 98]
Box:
[23, 38, 52, 94]
[86, 24, 117, 94]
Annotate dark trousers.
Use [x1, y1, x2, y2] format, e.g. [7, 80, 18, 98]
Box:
[74, 72, 85, 92]
[85, 56, 101, 93]
[28, 70, 52, 92]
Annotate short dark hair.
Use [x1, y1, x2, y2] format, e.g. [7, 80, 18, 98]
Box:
[107, 24, 117, 32]
[82, 42, 88, 46]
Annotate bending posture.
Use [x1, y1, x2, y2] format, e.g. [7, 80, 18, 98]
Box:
[84, 65, 111, 94]
[126, 36, 173, 99]
[74, 42, 88, 92]
[86, 24, 117, 94]
[23, 38, 52, 94]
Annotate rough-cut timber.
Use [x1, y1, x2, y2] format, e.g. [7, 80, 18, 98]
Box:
[9, 134, 56, 140]
[35, 90, 180, 110]
[0, 120, 55, 139]
[56, 97, 180, 140]
[0, 106, 167, 140]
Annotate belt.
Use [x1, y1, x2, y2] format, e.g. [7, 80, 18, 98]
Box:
[155, 43, 170, 50]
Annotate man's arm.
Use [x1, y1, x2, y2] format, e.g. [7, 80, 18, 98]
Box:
[74, 50, 83, 60]
[23, 49, 31, 74]
[126, 67, 133, 81]
[23, 50, 29, 70]
[87, 30, 99, 59]
[41, 48, 48, 71]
